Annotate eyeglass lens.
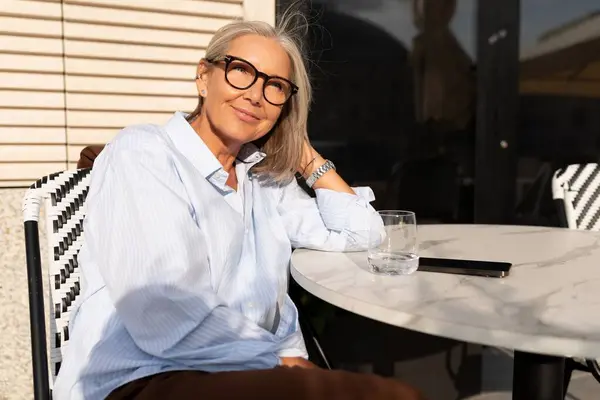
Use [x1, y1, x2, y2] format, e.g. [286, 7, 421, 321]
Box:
[225, 59, 293, 105]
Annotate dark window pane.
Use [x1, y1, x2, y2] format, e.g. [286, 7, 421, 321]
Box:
[516, 1, 600, 225]
[305, 0, 477, 222]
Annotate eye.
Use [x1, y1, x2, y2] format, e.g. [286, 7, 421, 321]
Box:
[268, 81, 284, 92]
[229, 61, 252, 75]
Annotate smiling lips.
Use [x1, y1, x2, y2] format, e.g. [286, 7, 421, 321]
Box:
[232, 106, 261, 123]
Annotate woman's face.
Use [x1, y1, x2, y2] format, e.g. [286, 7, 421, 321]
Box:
[197, 34, 292, 147]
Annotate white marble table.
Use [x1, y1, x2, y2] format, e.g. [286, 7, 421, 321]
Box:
[291, 224, 600, 400]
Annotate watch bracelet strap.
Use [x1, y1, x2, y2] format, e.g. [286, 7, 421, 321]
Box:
[306, 159, 335, 188]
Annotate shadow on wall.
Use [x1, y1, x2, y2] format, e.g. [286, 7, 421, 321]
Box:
[305, 3, 417, 182]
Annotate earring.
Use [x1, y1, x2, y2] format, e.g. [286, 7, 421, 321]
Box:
[195, 74, 201, 80]
[201, 90, 206, 96]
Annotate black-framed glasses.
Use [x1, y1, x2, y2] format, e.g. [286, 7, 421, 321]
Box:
[207, 55, 298, 106]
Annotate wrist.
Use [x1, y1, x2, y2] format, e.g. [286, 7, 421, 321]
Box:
[301, 155, 326, 179]
[298, 144, 318, 173]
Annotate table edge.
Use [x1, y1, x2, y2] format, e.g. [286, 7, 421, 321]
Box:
[290, 260, 600, 360]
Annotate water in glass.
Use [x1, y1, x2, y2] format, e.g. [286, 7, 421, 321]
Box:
[368, 251, 419, 275]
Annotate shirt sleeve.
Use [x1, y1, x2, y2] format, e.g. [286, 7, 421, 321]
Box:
[84, 131, 279, 370]
[273, 295, 309, 359]
[276, 178, 382, 251]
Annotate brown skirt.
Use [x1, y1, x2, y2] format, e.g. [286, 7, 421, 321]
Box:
[106, 367, 425, 400]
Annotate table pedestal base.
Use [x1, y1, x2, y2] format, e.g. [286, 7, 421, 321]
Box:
[513, 351, 565, 400]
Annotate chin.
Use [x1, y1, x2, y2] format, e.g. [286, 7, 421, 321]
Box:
[217, 123, 261, 145]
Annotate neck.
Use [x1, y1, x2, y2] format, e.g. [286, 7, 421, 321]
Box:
[190, 113, 240, 172]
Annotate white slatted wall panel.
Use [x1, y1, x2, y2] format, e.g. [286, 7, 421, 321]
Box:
[0, 0, 275, 185]
[60, 0, 244, 170]
[0, 1, 67, 187]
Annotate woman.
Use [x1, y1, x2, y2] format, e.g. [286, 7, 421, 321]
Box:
[54, 15, 424, 400]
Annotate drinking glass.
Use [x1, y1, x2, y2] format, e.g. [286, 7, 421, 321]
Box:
[368, 210, 419, 275]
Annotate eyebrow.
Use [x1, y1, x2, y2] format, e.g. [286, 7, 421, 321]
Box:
[228, 54, 291, 81]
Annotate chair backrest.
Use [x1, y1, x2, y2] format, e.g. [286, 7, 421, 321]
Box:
[22, 169, 91, 395]
[552, 163, 600, 231]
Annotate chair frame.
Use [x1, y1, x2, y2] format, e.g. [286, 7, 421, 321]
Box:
[23, 169, 92, 400]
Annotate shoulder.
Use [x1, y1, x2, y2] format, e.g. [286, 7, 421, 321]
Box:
[108, 123, 169, 154]
[99, 123, 173, 165]
[256, 173, 307, 202]
[91, 123, 178, 184]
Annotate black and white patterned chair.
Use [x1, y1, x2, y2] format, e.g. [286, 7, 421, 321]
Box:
[553, 163, 600, 232]
[22, 169, 91, 400]
[552, 163, 600, 387]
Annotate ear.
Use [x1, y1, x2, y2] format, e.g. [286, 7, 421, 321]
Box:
[195, 60, 210, 97]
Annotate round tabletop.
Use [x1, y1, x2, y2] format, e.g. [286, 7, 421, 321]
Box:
[291, 224, 600, 359]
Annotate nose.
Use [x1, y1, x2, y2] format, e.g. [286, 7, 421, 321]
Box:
[243, 79, 263, 105]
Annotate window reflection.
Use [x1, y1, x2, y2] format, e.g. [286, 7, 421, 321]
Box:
[307, 0, 477, 223]
[516, 1, 600, 225]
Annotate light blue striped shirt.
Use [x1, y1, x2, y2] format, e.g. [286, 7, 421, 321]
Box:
[54, 112, 379, 399]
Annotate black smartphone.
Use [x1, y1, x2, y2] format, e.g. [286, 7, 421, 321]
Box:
[417, 257, 512, 278]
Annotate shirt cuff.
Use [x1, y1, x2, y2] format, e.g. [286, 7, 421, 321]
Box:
[276, 329, 309, 360]
[277, 347, 309, 360]
[315, 186, 376, 232]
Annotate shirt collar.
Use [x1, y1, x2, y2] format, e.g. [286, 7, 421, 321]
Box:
[164, 112, 266, 191]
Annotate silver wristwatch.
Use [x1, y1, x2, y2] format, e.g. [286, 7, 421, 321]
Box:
[306, 160, 335, 188]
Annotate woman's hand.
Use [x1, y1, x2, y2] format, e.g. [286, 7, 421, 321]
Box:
[280, 356, 319, 369]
